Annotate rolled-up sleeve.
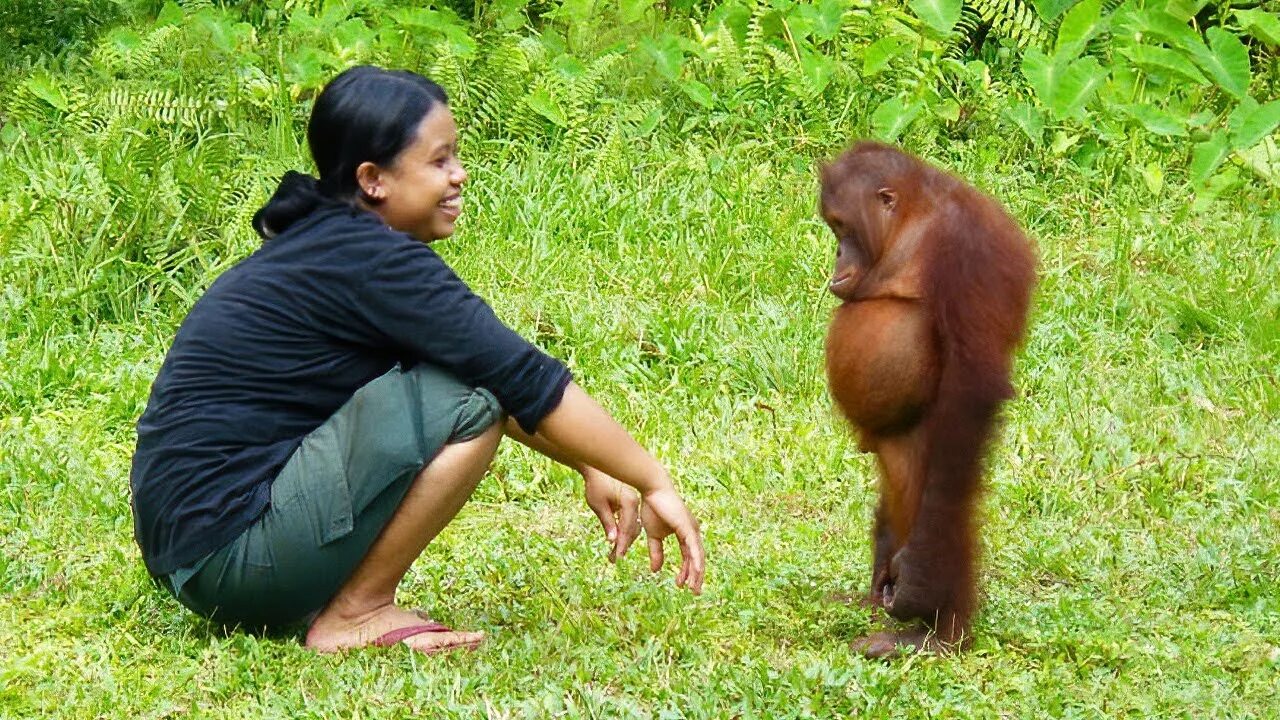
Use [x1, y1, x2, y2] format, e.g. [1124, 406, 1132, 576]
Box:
[354, 235, 571, 433]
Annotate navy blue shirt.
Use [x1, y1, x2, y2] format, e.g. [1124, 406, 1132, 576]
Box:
[131, 203, 571, 576]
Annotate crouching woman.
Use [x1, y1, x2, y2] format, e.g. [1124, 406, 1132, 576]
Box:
[130, 66, 705, 654]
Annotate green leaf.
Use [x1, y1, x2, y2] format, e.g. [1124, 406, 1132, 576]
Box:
[333, 18, 376, 60]
[486, 0, 530, 31]
[1236, 136, 1280, 186]
[1192, 166, 1238, 211]
[1021, 48, 1058, 110]
[23, 73, 68, 112]
[525, 88, 567, 127]
[907, 0, 962, 34]
[871, 96, 924, 142]
[1195, 27, 1250, 99]
[1120, 104, 1187, 136]
[1025, 50, 1107, 120]
[798, 50, 834, 95]
[633, 106, 663, 136]
[642, 36, 684, 82]
[1229, 99, 1280, 150]
[1055, 0, 1105, 60]
[1031, 0, 1075, 22]
[1123, 9, 1204, 57]
[1190, 132, 1231, 186]
[863, 37, 908, 76]
[1140, 162, 1164, 195]
[799, 0, 848, 41]
[284, 46, 332, 91]
[1234, 9, 1280, 48]
[1003, 101, 1046, 144]
[1117, 45, 1209, 85]
[1051, 56, 1107, 119]
[1164, 0, 1209, 22]
[552, 55, 587, 79]
[157, 1, 184, 26]
[678, 79, 715, 109]
[619, 0, 654, 24]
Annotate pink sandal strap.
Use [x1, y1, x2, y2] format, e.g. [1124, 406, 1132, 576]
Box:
[373, 622, 453, 647]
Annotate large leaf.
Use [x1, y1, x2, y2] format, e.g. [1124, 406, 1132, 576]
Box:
[798, 0, 849, 41]
[1023, 49, 1107, 120]
[1055, 0, 1105, 60]
[1124, 9, 1205, 57]
[1237, 136, 1280, 186]
[642, 36, 684, 82]
[678, 79, 715, 109]
[1194, 27, 1250, 99]
[1021, 48, 1058, 110]
[1117, 45, 1208, 85]
[1120, 104, 1187, 136]
[23, 73, 68, 112]
[1053, 56, 1107, 120]
[156, 1, 184, 26]
[525, 88, 567, 127]
[907, 0, 962, 34]
[1190, 132, 1231, 186]
[1164, 0, 1210, 22]
[619, 0, 654, 24]
[798, 49, 835, 96]
[1229, 99, 1280, 150]
[1031, 0, 1075, 22]
[863, 37, 908, 76]
[1003, 101, 1046, 144]
[1234, 9, 1280, 48]
[871, 96, 924, 142]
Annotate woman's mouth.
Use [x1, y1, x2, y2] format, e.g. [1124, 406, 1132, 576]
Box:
[439, 194, 462, 219]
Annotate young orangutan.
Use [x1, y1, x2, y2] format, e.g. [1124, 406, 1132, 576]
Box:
[820, 141, 1035, 657]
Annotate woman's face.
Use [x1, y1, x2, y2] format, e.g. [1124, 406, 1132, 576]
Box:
[358, 105, 467, 242]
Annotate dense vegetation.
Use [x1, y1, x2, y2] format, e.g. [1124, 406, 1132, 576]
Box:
[2, 1, 1277, 717]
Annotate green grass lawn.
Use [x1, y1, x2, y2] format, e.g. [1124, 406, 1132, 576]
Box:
[2, 132, 1278, 717]
[2, 1, 1280, 714]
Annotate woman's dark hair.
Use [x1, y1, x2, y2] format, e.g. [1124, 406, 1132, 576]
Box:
[251, 66, 449, 239]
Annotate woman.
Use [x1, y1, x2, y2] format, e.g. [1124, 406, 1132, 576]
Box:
[130, 66, 705, 654]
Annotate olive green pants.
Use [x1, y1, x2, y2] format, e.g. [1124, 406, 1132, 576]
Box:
[166, 363, 502, 627]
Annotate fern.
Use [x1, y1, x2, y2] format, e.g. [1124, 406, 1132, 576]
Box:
[740, 1, 772, 99]
[463, 36, 531, 139]
[966, 0, 1050, 49]
[429, 46, 467, 110]
[92, 85, 217, 131]
[90, 25, 180, 77]
[564, 53, 621, 154]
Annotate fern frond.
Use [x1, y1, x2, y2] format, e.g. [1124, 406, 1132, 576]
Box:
[564, 52, 621, 154]
[967, 0, 1050, 49]
[464, 36, 531, 138]
[90, 86, 217, 131]
[91, 25, 180, 77]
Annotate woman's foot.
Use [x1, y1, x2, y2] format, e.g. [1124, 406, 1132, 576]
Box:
[305, 602, 483, 654]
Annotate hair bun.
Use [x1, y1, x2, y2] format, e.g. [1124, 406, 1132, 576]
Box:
[251, 171, 326, 239]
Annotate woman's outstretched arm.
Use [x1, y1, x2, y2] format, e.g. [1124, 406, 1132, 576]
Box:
[510, 382, 705, 594]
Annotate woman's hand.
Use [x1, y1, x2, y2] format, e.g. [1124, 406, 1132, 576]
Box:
[639, 488, 705, 595]
[531, 383, 708, 594]
[582, 468, 641, 563]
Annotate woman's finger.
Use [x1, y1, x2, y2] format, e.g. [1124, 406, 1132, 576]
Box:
[678, 528, 705, 595]
[588, 499, 618, 543]
[647, 534, 665, 573]
[614, 495, 640, 561]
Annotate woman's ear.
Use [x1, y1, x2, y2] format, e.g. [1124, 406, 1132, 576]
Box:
[355, 161, 385, 204]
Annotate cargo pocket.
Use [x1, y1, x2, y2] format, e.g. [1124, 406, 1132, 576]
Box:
[318, 472, 355, 546]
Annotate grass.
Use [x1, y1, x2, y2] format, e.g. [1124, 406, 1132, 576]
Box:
[3, 5, 1280, 719]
